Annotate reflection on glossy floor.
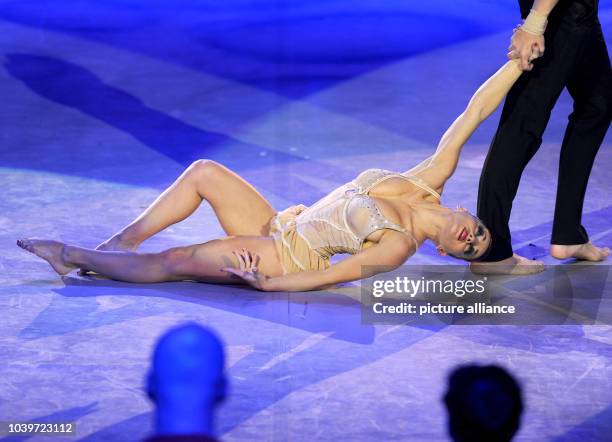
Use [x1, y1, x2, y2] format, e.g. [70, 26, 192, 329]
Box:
[1, 1, 611, 441]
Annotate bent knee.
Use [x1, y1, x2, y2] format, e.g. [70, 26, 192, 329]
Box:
[187, 159, 226, 181]
[574, 94, 612, 122]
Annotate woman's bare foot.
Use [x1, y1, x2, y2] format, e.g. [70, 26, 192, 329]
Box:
[550, 242, 610, 261]
[16, 239, 76, 276]
[470, 253, 545, 275]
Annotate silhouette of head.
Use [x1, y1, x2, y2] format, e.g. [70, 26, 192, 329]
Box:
[444, 364, 523, 442]
[146, 322, 227, 434]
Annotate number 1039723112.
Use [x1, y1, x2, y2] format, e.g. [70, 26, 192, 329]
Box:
[1, 422, 76, 435]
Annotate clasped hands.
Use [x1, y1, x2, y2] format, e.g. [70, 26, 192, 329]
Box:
[508, 25, 545, 71]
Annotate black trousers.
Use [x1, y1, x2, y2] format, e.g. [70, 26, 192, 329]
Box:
[477, 11, 611, 262]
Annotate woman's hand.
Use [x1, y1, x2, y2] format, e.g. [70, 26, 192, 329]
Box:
[222, 248, 270, 291]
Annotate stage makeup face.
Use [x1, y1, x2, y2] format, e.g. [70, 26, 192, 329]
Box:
[436, 210, 491, 261]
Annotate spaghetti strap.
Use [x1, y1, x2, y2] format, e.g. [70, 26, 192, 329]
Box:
[356, 169, 441, 201]
[402, 174, 441, 200]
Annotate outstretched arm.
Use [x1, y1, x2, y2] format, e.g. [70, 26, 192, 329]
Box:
[225, 230, 415, 292]
[405, 60, 523, 195]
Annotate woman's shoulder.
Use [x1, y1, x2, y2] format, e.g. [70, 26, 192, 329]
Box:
[353, 168, 441, 202]
[353, 168, 396, 188]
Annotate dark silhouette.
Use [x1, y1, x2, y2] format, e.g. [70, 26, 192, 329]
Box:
[144, 323, 226, 442]
[444, 364, 523, 442]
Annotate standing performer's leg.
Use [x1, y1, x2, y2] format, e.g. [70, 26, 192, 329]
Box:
[550, 22, 611, 261]
[472, 19, 583, 274]
[17, 236, 284, 283]
[98, 160, 276, 250]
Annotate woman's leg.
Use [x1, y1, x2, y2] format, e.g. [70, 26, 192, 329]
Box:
[17, 236, 284, 284]
[101, 160, 277, 251]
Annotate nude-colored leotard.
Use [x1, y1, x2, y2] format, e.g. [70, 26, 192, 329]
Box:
[269, 168, 441, 274]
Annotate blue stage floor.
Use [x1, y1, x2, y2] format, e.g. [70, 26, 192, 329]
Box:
[1, 1, 611, 440]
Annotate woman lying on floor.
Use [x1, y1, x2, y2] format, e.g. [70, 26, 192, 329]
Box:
[19, 57, 563, 291]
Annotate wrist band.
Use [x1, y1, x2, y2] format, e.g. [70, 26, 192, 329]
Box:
[520, 9, 548, 36]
